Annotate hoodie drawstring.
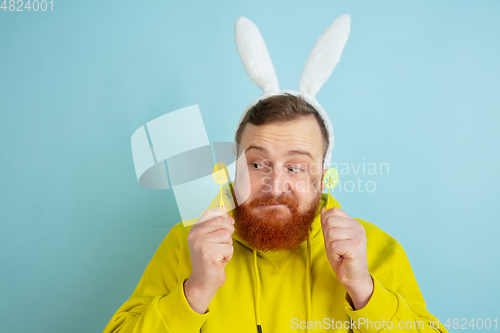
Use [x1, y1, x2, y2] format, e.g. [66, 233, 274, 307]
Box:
[305, 234, 312, 333]
[252, 234, 312, 333]
[253, 248, 262, 333]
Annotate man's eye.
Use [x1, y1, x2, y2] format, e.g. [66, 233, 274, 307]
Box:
[287, 167, 304, 173]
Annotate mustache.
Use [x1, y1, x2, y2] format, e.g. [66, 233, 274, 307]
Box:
[248, 195, 298, 209]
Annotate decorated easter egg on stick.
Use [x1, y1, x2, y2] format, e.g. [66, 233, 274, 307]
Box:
[212, 162, 229, 210]
[323, 167, 339, 212]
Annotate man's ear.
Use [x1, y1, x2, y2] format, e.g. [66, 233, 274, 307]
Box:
[321, 168, 327, 192]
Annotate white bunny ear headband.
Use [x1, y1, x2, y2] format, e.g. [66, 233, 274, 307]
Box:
[234, 14, 351, 169]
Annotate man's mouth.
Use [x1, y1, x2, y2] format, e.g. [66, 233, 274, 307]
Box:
[259, 203, 286, 208]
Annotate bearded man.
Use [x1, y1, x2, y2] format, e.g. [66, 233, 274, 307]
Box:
[103, 14, 448, 333]
[103, 94, 447, 333]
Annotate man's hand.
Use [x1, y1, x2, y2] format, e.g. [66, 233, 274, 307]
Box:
[320, 206, 374, 310]
[184, 206, 235, 314]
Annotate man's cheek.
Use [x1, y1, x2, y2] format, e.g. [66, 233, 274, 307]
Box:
[261, 177, 272, 193]
[305, 177, 322, 193]
[295, 180, 307, 193]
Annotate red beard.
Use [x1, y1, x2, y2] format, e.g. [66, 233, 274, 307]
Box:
[231, 188, 321, 252]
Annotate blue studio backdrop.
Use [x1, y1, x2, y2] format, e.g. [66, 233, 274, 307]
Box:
[1, 1, 499, 332]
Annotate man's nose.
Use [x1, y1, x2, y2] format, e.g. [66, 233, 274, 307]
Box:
[265, 164, 291, 197]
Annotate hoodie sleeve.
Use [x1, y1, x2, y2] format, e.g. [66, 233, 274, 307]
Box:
[342, 226, 448, 333]
[102, 223, 211, 333]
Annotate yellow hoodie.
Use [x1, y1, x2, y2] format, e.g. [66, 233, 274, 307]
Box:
[103, 182, 448, 333]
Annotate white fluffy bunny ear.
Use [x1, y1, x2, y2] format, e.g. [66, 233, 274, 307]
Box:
[234, 16, 280, 94]
[299, 14, 351, 96]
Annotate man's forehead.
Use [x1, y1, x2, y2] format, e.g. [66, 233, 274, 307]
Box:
[240, 118, 324, 161]
[245, 144, 315, 161]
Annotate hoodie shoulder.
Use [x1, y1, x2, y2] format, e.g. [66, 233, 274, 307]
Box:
[354, 217, 403, 259]
[171, 220, 193, 239]
[154, 221, 192, 254]
[355, 218, 399, 244]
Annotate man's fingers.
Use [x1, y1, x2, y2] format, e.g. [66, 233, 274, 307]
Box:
[196, 210, 235, 230]
[330, 207, 351, 218]
[197, 221, 235, 236]
[323, 206, 351, 218]
[198, 208, 234, 225]
[321, 208, 350, 227]
[324, 227, 354, 242]
[322, 216, 359, 230]
[217, 244, 234, 263]
[203, 207, 232, 220]
[217, 205, 234, 221]
[206, 228, 234, 245]
[327, 239, 357, 260]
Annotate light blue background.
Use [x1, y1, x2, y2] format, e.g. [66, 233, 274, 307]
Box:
[1, 1, 499, 332]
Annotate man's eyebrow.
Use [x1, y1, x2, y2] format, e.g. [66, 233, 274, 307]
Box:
[287, 149, 314, 160]
[245, 145, 267, 154]
[245, 145, 314, 160]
